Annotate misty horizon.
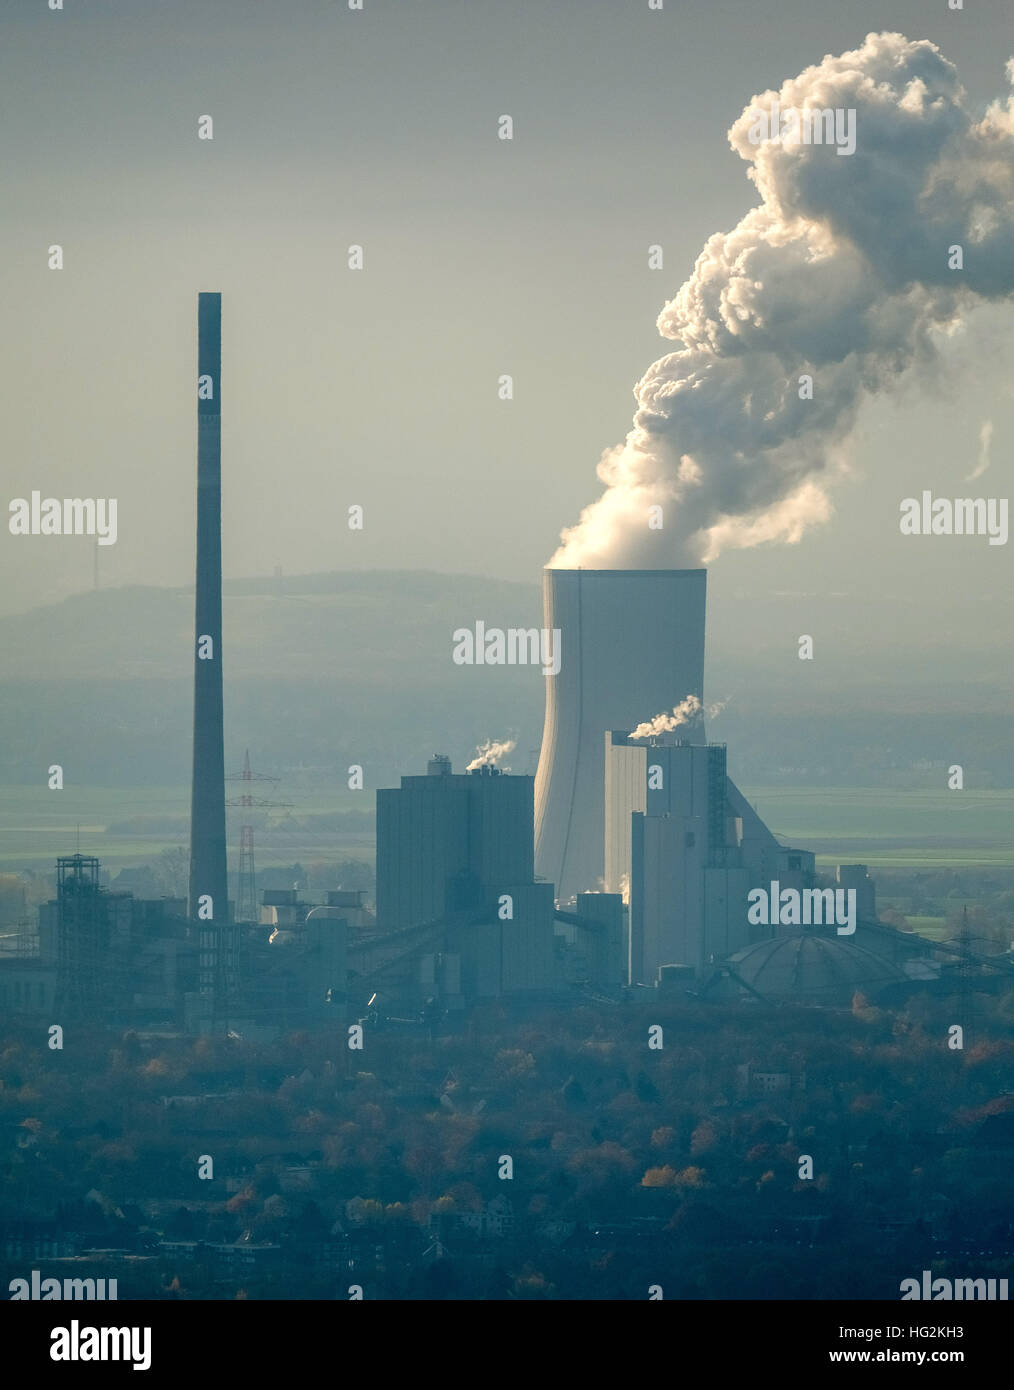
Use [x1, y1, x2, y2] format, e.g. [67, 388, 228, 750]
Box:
[3, 0, 1013, 1330]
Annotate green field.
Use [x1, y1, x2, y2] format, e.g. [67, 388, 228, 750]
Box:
[900, 915, 950, 940]
[1, 784, 1012, 876]
[741, 786, 1014, 869]
[0, 785, 374, 874]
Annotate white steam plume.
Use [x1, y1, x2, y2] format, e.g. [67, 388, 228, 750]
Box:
[550, 33, 1014, 568]
[466, 737, 516, 771]
[629, 694, 726, 740]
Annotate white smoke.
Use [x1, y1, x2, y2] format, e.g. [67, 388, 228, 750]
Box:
[967, 418, 993, 480]
[629, 693, 726, 740]
[550, 33, 1014, 568]
[466, 737, 516, 771]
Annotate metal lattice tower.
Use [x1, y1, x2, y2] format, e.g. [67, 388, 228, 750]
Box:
[55, 855, 104, 1015]
[226, 750, 290, 924]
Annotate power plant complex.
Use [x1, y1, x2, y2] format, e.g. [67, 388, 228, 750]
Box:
[2, 293, 1003, 1034]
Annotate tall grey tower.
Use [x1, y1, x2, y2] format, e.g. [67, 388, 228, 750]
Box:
[188, 293, 228, 953]
[534, 568, 707, 901]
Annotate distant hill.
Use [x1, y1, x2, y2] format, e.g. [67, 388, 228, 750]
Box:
[0, 570, 543, 682]
[2, 570, 1013, 788]
[0, 571, 545, 787]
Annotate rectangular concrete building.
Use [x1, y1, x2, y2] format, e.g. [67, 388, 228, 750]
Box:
[607, 733, 815, 983]
[377, 763, 533, 931]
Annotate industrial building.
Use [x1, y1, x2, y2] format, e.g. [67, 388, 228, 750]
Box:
[603, 731, 815, 984]
[238, 904, 349, 1031]
[702, 933, 907, 1006]
[527, 566, 907, 996]
[377, 756, 534, 930]
[372, 758, 556, 1002]
[534, 568, 707, 902]
[0, 854, 195, 1024]
[327, 757, 626, 1014]
[0, 853, 356, 1034]
[836, 864, 876, 922]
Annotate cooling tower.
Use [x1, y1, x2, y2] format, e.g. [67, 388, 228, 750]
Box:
[188, 292, 228, 927]
[534, 568, 707, 901]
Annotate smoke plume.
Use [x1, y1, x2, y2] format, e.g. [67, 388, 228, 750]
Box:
[629, 694, 726, 740]
[466, 737, 516, 771]
[550, 33, 1014, 569]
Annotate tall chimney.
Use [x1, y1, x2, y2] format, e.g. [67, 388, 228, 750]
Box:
[189, 292, 228, 935]
[534, 568, 707, 901]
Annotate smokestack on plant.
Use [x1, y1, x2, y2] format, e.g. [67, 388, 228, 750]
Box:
[189, 293, 228, 1022]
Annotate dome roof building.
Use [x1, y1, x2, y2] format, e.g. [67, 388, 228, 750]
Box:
[715, 932, 905, 1005]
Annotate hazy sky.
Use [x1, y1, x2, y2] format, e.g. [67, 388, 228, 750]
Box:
[3, 0, 1013, 641]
